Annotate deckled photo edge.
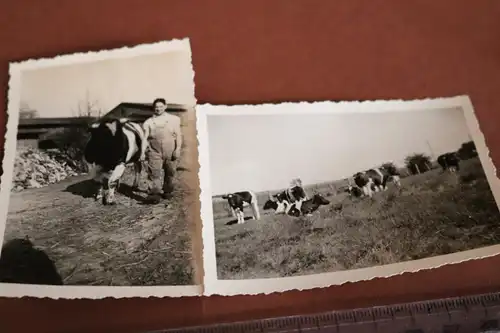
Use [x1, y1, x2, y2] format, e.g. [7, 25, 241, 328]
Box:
[203, 245, 500, 297]
[197, 107, 218, 290]
[196, 95, 472, 115]
[0, 38, 204, 299]
[7, 38, 193, 72]
[197, 96, 500, 297]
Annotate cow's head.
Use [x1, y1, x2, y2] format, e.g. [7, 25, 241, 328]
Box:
[274, 192, 287, 203]
[263, 199, 277, 210]
[353, 172, 369, 187]
[382, 164, 399, 176]
[290, 185, 306, 200]
[222, 193, 240, 207]
[263, 192, 277, 209]
[312, 194, 330, 206]
[353, 172, 364, 179]
[345, 185, 359, 196]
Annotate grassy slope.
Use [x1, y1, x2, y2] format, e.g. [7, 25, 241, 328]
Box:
[213, 157, 500, 280]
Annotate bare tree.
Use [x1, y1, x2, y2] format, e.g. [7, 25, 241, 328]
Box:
[73, 90, 102, 118]
[405, 153, 432, 175]
[19, 102, 39, 119]
[45, 91, 104, 173]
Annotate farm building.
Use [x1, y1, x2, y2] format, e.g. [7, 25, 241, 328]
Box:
[17, 102, 189, 150]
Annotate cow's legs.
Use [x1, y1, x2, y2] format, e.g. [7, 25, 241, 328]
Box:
[236, 209, 245, 224]
[392, 175, 401, 187]
[132, 161, 142, 190]
[92, 165, 106, 202]
[383, 179, 390, 190]
[249, 194, 261, 220]
[363, 183, 373, 197]
[230, 207, 237, 218]
[105, 163, 127, 205]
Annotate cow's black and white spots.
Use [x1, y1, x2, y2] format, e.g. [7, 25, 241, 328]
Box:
[345, 184, 375, 198]
[437, 152, 460, 173]
[272, 185, 308, 204]
[84, 118, 146, 205]
[264, 184, 308, 215]
[263, 192, 292, 215]
[288, 194, 330, 217]
[353, 165, 401, 198]
[222, 191, 261, 224]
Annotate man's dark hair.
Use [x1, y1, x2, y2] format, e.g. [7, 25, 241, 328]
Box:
[152, 98, 167, 106]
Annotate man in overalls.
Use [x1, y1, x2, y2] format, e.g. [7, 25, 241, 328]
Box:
[141, 98, 182, 204]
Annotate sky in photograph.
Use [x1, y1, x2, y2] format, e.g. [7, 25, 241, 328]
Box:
[19, 50, 196, 118]
[207, 106, 473, 195]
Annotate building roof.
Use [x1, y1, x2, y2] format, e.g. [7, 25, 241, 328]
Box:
[97, 102, 188, 123]
[17, 102, 190, 139]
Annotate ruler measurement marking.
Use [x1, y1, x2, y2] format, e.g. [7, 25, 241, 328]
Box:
[154, 291, 500, 333]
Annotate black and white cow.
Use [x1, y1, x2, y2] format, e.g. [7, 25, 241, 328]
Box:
[287, 193, 330, 217]
[437, 152, 460, 173]
[353, 165, 401, 198]
[84, 118, 146, 205]
[221, 191, 261, 224]
[272, 185, 308, 205]
[263, 192, 292, 215]
[263, 184, 308, 215]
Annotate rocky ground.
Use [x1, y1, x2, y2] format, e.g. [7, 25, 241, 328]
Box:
[12, 148, 88, 192]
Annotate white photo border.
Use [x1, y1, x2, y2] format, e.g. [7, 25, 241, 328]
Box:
[0, 38, 203, 299]
[197, 95, 500, 296]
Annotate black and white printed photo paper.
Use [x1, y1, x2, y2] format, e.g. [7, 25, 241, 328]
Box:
[0, 38, 202, 299]
[196, 96, 500, 296]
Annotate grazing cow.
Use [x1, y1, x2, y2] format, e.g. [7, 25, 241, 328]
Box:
[221, 191, 260, 224]
[84, 118, 146, 205]
[437, 152, 460, 172]
[263, 192, 292, 215]
[353, 165, 401, 198]
[288, 194, 331, 217]
[0, 238, 63, 285]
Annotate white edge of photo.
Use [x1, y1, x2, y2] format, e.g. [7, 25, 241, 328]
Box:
[0, 38, 203, 299]
[197, 95, 500, 297]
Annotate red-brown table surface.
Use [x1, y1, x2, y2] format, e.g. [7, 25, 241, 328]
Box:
[1, 1, 500, 332]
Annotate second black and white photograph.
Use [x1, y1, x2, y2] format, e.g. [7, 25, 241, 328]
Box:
[198, 97, 500, 296]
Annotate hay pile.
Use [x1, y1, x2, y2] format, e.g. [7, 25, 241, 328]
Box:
[12, 148, 87, 192]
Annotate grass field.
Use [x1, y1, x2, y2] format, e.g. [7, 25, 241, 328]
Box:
[212, 157, 500, 280]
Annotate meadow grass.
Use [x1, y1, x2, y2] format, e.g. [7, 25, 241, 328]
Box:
[212, 157, 500, 280]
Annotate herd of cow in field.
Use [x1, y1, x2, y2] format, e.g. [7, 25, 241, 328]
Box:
[219, 150, 465, 225]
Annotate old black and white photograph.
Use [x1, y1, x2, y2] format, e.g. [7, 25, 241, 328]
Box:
[0, 39, 202, 298]
[198, 97, 500, 296]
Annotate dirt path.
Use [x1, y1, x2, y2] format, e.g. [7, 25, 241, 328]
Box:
[4, 167, 195, 286]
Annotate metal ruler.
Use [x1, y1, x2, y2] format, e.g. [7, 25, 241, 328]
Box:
[150, 291, 500, 333]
